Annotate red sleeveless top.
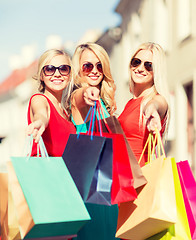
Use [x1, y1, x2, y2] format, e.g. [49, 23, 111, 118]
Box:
[27, 94, 76, 156]
[118, 97, 166, 167]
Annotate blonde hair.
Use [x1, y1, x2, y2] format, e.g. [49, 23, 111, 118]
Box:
[72, 42, 117, 114]
[34, 49, 74, 114]
[129, 42, 170, 133]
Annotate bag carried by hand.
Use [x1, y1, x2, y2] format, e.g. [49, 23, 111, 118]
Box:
[116, 130, 177, 240]
[147, 157, 192, 240]
[9, 136, 90, 239]
[177, 160, 196, 239]
[100, 114, 147, 190]
[0, 173, 9, 240]
[63, 101, 137, 205]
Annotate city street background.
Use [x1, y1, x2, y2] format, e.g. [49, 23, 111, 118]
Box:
[0, 0, 121, 83]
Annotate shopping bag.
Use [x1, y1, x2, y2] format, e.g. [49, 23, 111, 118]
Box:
[0, 171, 24, 240]
[116, 131, 177, 240]
[147, 158, 192, 240]
[0, 173, 8, 240]
[63, 104, 113, 206]
[10, 136, 90, 239]
[177, 160, 196, 239]
[95, 101, 137, 204]
[94, 131, 137, 205]
[100, 114, 147, 189]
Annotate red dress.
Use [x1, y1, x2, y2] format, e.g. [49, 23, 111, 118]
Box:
[118, 97, 165, 167]
[27, 94, 76, 156]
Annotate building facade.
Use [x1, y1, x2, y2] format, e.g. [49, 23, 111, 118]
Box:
[97, 0, 196, 175]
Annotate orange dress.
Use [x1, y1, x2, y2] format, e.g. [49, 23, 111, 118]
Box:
[118, 97, 165, 167]
[27, 94, 76, 156]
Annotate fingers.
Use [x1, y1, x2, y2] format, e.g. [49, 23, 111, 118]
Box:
[25, 121, 45, 143]
[146, 117, 161, 133]
[83, 87, 100, 106]
[144, 108, 162, 133]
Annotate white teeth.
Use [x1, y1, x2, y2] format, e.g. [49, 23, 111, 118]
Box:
[89, 77, 98, 80]
[52, 80, 63, 83]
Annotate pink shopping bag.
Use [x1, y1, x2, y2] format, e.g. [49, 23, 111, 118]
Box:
[177, 160, 196, 239]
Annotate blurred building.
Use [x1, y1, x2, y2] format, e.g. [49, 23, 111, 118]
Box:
[0, 61, 38, 171]
[97, 0, 196, 175]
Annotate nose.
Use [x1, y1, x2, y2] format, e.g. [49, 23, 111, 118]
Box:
[54, 68, 61, 76]
[90, 64, 99, 74]
[137, 62, 145, 72]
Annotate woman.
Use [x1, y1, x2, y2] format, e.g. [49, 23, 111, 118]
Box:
[70, 42, 119, 240]
[71, 42, 116, 132]
[26, 49, 76, 156]
[118, 42, 169, 167]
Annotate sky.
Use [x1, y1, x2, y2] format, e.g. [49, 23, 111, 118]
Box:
[0, 0, 121, 83]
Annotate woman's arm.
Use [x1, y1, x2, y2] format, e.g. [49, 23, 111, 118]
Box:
[71, 86, 100, 124]
[72, 87, 99, 108]
[143, 94, 168, 133]
[26, 95, 50, 142]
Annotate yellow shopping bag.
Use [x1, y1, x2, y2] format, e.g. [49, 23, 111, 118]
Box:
[147, 157, 192, 240]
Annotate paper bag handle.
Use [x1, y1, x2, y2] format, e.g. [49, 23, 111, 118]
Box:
[24, 135, 49, 160]
[138, 128, 166, 165]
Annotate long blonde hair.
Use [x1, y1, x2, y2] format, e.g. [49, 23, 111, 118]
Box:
[34, 49, 74, 114]
[72, 42, 117, 114]
[129, 42, 170, 133]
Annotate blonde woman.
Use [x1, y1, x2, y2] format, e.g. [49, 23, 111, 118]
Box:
[118, 42, 169, 167]
[71, 42, 117, 133]
[26, 49, 76, 156]
[70, 43, 119, 240]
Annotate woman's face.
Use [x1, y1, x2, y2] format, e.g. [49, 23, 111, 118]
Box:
[41, 55, 71, 93]
[79, 49, 104, 87]
[130, 49, 154, 89]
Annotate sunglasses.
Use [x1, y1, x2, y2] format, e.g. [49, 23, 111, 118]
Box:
[42, 65, 71, 76]
[130, 58, 153, 72]
[82, 62, 103, 74]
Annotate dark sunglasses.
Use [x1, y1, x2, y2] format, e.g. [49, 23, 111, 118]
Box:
[82, 62, 103, 74]
[42, 65, 71, 76]
[130, 58, 153, 72]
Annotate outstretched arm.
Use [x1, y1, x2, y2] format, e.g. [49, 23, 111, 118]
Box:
[143, 95, 168, 133]
[26, 95, 50, 143]
[71, 86, 100, 124]
[72, 86, 100, 108]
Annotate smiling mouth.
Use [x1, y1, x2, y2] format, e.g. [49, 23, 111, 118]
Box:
[135, 72, 146, 77]
[51, 79, 64, 84]
[89, 76, 99, 80]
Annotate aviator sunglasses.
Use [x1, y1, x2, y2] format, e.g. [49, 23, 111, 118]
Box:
[130, 58, 153, 72]
[42, 65, 71, 76]
[82, 62, 103, 74]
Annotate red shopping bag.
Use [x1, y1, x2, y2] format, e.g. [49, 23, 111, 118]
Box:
[100, 115, 147, 190]
[98, 131, 137, 205]
[94, 101, 137, 204]
[177, 160, 196, 239]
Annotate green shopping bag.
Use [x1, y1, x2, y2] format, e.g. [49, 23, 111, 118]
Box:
[146, 155, 191, 239]
[10, 136, 90, 239]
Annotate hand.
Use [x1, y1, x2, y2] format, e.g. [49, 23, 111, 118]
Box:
[25, 120, 46, 143]
[83, 87, 100, 106]
[144, 104, 162, 133]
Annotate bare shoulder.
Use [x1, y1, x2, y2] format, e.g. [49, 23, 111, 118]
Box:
[153, 94, 168, 106]
[30, 94, 48, 109]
